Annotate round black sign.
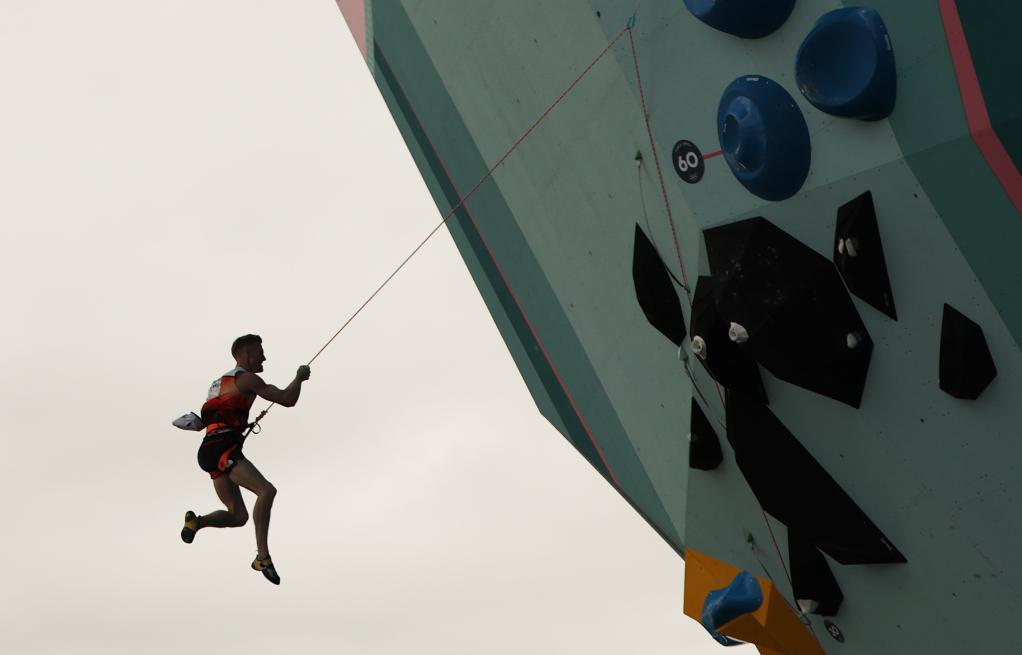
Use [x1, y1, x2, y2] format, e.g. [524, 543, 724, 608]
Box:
[824, 619, 845, 643]
[672, 140, 705, 184]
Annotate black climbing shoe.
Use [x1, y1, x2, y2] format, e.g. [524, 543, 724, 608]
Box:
[180, 511, 199, 544]
[252, 555, 280, 585]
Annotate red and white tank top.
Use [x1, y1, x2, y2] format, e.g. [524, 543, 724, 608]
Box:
[200, 367, 256, 435]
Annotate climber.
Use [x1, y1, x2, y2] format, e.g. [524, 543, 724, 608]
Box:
[179, 334, 311, 585]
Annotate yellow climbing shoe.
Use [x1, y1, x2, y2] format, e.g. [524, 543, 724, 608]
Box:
[180, 511, 199, 544]
[252, 555, 280, 585]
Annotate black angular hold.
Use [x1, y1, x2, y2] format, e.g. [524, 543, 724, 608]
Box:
[789, 529, 844, 616]
[689, 399, 723, 471]
[704, 217, 872, 408]
[690, 276, 768, 403]
[834, 191, 897, 320]
[726, 391, 906, 564]
[632, 224, 686, 346]
[939, 304, 997, 399]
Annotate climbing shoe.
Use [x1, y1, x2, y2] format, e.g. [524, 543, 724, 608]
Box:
[180, 511, 199, 544]
[252, 555, 280, 585]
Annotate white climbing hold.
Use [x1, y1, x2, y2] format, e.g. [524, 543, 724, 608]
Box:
[692, 335, 707, 360]
[797, 598, 820, 615]
[846, 331, 862, 349]
[728, 322, 749, 343]
[839, 237, 859, 257]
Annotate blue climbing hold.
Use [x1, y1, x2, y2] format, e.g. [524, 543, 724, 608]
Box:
[683, 0, 796, 39]
[795, 7, 897, 121]
[717, 75, 811, 201]
[701, 570, 764, 646]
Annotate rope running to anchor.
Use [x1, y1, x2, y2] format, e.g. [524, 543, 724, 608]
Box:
[247, 21, 650, 436]
[628, 24, 801, 616]
[636, 160, 727, 416]
[760, 508, 817, 633]
[628, 28, 691, 297]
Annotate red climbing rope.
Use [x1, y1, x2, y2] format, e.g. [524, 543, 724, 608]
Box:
[310, 26, 631, 367]
[454, 26, 631, 211]
[762, 508, 795, 590]
[762, 508, 818, 633]
[628, 28, 692, 297]
[627, 28, 725, 407]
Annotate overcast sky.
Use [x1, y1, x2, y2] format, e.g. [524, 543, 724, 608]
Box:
[0, 2, 752, 653]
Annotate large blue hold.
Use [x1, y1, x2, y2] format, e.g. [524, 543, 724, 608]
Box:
[683, 0, 796, 39]
[717, 75, 811, 201]
[795, 7, 897, 120]
[701, 570, 764, 646]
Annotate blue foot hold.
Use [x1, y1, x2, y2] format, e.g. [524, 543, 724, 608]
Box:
[701, 570, 764, 646]
[683, 0, 795, 39]
[717, 75, 811, 201]
[795, 8, 897, 121]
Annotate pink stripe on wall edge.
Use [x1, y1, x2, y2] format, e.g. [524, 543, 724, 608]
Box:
[938, 0, 1022, 216]
[335, 0, 367, 59]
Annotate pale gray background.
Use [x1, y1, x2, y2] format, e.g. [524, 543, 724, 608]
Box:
[0, 2, 754, 653]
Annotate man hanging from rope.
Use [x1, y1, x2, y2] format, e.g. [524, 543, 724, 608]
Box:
[179, 334, 311, 585]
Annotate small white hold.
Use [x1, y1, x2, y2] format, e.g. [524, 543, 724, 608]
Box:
[839, 237, 859, 257]
[692, 335, 707, 360]
[797, 598, 820, 615]
[728, 322, 749, 344]
[846, 331, 863, 349]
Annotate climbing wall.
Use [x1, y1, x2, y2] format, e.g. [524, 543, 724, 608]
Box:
[334, 1, 1022, 653]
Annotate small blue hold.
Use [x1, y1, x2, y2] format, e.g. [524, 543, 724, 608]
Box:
[683, 0, 796, 39]
[717, 75, 811, 201]
[795, 7, 897, 121]
[701, 570, 764, 645]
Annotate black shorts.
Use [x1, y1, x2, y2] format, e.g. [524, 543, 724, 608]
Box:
[197, 430, 247, 479]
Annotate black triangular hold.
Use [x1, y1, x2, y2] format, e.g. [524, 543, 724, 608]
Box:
[726, 391, 906, 564]
[789, 528, 844, 616]
[632, 224, 686, 346]
[834, 191, 897, 320]
[939, 304, 997, 399]
[689, 399, 723, 470]
[704, 217, 872, 408]
[690, 276, 768, 403]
